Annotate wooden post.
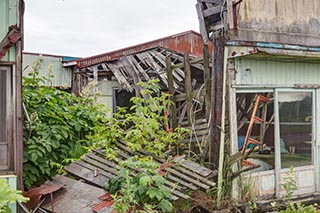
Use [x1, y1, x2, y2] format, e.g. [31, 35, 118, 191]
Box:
[184, 53, 192, 125]
[93, 67, 98, 94]
[203, 44, 211, 120]
[166, 55, 177, 129]
[210, 36, 227, 169]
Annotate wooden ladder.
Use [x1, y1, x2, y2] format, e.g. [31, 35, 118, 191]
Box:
[242, 95, 269, 166]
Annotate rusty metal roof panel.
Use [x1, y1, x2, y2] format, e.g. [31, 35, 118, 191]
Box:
[77, 31, 209, 68]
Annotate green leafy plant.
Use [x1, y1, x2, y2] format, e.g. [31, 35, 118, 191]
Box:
[0, 180, 29, 213]
[89, 79, 189, 159]
[23, 61, 108, 187]
[272, 166, 320, 213]
[105, 157, 173, 213]
[281, 166, 297, 200]
[279, 201, 319, 213]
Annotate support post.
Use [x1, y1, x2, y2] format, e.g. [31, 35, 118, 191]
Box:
[184, 53, 192, 125]
[166, 55, 177, 129]
[203, 44, 211, 120]
[210, 36, 227, 169]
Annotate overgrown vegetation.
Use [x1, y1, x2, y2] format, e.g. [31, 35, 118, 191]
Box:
[23, 61, 107, 187]
[100, 81, 191, 212]
[105, 157, 173, 213]
[89, 80, 188, 159]
[0, 180, 28, 213]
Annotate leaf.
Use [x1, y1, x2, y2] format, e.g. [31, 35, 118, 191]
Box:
[139, 176, 153, 187]
[158, 199, 173, 212]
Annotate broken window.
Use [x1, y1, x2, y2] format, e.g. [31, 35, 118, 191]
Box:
[237, 92, 275, 171]
[0, 66, 12, 171]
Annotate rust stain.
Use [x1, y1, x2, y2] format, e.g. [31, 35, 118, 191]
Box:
[77, 31, 212, 68]
[23, 182, 64, 210]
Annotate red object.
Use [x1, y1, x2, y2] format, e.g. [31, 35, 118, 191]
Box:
[92, 193, 114, 212]
[77, 30, 212, 68]
[23, 182, 64, 211]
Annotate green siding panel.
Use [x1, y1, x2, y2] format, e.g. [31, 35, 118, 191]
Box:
[235, 58, 320, 85]
[23, 54, 73, 88]
[0, 0, 18, 62]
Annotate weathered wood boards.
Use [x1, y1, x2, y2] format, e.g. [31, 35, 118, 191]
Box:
[64, 144, 216, 201]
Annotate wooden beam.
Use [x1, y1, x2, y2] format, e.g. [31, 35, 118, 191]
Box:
[197, 0, 223, 3]
[196, 3, 209, 44]
[203, 5, 224, 18]
[166, 55, 177, 129]
[184, 53, 193, 125]
[203, 45, 211, 120]
[171, 56, 204, 69]
[0, 26, 21, 60]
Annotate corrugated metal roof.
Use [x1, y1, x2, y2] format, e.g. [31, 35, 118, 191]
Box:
[77, 30, 210, 68]
[23, 53, 73, 88]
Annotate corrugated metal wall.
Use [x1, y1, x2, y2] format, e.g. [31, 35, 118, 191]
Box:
[23, 53, 72, 88]
[235, 58, 320, 85]
[0, 0, 17, 62]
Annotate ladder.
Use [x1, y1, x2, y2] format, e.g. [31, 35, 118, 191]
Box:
[242, 95, 269, 166]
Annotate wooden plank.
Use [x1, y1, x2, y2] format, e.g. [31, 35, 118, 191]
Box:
[127, 55, 150, 81]
[150, 50, 184, 81]
[65, 162, 108, 187]
[185, 123, 209, 131]
[197, 0, 223, 3]
[203, 5, 223, 18]
[120, 58, 141, 96]
[82, 156, 119, 175]
[107, 63, 133, 92]
[171, 56, 204, 70]
[184, 53, 193, 125]
[180, 118, 208, 126]
[196, 2, 209, 44]
[203, 44, 211, 120]
[41, 175, 110, 213]
[163, 185, 189, 200]
[178, 103, 187, 124]
[165, 168, 210, 190]
[179, 160, 214, 178]
[166, 55, 178, 129]
[166, 174, 197, 191]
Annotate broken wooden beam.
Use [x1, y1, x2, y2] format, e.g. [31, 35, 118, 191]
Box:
[166, 55, 177, 129]
[203, 44, 211, 120]
[184, 53, 193, 125]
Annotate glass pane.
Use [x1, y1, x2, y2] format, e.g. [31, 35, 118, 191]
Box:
[0, 70, 8, 170]
[279, 92, 312, 168]
[237, 93, 275, 171]
[0, 71, 6, 142]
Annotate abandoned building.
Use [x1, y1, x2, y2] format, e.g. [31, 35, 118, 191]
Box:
[196, 0, 320, 201]
[0, 0, 24, 212]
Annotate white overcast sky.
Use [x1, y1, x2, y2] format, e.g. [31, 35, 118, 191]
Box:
[24, 0, 200, 58]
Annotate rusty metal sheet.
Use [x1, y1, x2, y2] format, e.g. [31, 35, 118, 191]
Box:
[77, 31, 211, 68]
[23, 181, 64, 210]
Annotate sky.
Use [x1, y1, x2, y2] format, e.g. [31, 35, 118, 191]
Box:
[24, 0, 200, 58]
